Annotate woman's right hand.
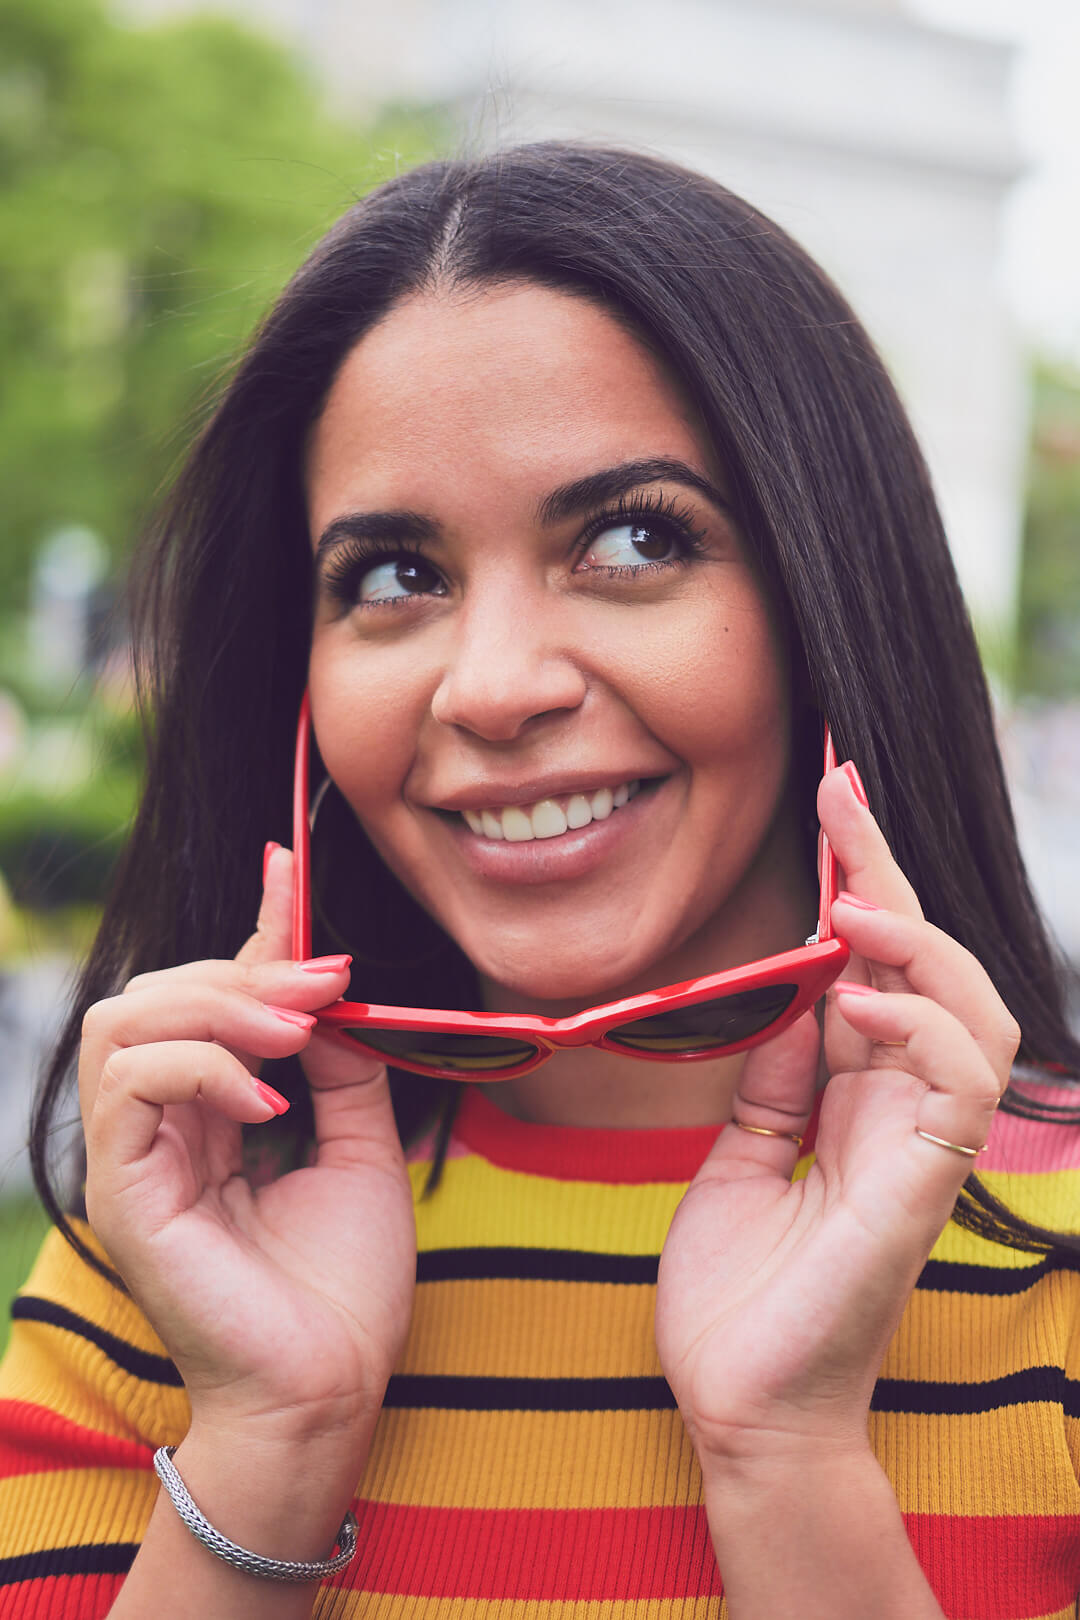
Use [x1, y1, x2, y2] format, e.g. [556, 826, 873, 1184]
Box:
[78, 845, 416, 1457]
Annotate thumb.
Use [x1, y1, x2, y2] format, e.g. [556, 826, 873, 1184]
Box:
[236, 842, 294, 967]
[702, 1012, 821, 1184]
[240, 844, 392, 1108]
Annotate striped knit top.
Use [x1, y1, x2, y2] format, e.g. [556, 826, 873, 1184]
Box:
[2, 1086, 1080, 1620]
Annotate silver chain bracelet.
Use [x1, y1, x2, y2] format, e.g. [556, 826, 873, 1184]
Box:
[153, 1445, 358, 1582]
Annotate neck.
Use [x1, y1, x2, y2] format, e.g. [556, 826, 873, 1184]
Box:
[479, 1045, 748, 1129]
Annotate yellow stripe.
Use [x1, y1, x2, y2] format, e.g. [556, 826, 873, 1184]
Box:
[1, 1315, 190, 1448]
[0, 1222, 190, 1444]
[409, 1158, 1073, 1266]
[344, 1607, 1080, 1620]
[978, 1168, 1080, 1237]
[403, 1270, 1080, 1384]
[15, 1222, 179, 1360]
[880, 1270, 1080, 1383]
[411, 1159, 684, 1255]
[868, 1406, 1080, 1515]
[402, 1279, 661, 1379]
[0, 1466, 156, 1558]
[361, 1402, 1078, 1518]
[793, 1159, 1074, 1270]
[327, 1598, 727, 1620]
[363, 1407, 702, 1510]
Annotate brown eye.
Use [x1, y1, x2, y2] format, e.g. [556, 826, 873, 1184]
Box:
[358, 555, 446, 604]
[581, 522, 678, 569]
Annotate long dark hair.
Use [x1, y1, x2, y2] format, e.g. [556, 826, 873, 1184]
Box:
[31, 141, 1080, 1280]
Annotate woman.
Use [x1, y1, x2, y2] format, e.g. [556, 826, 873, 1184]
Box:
[2, 142, 1079, 1620]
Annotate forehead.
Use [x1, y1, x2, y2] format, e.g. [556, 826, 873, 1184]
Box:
[304, 282, 713, 522]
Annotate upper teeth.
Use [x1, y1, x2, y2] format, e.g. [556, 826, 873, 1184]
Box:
[462, 781, 640, 842]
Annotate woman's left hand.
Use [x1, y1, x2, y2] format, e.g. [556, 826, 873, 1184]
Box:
[654, 760, 1020, 1470]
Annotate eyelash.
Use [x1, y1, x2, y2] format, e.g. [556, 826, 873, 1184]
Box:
[319, 489, 709, 610]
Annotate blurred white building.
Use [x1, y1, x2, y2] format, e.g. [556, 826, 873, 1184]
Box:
[121, 0, 1025, 655]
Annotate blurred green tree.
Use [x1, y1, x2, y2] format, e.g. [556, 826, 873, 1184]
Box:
[0, 0, 441, 610]
[1017, 363, 1080, 698]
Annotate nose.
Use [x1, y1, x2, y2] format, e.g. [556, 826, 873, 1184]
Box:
[429, 583, 587, 742]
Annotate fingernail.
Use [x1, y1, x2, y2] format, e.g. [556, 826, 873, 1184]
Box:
[835, 981, 879, 997]
[263, 841, 282, 885]
[297, 954, 352, 974]
[252, 1079, 290, 1116]
[266, 1004, 317, 1030]
[836, 891, 880, 911]
[840, 761, 869, 809]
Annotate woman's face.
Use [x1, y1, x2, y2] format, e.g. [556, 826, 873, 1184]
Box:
[306, 282, 811, 1008]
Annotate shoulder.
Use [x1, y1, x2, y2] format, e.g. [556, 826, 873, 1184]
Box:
[1, 1219, 190, 1451]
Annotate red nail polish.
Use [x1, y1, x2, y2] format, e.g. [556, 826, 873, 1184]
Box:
[297, 955, 352, 974]
[836, 891, 880, 911]
[835, 981, 879, 997]
[840, 761, 869, 808]
[252, 1079, 290, 1116]
[266, 1004, 317, 1030]
[262, 841, 282, 885]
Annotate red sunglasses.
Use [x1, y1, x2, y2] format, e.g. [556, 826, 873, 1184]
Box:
[291, 694, 849, 1081]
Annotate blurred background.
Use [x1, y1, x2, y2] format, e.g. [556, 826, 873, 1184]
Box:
[1, 0, 1078, 1336]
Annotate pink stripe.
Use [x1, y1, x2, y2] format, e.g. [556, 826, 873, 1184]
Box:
[981, 1097, 1080, 1173]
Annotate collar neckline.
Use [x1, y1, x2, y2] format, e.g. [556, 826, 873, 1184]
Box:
[452, 1086, 728, 1183]
[453, 1085, 822, 1184]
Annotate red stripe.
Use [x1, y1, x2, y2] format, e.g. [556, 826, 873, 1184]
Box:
[453, 1088, 826, 1184]
[453, 1090, 724, 1183]
[339, 1502, 722, 1599]
[0, 1400, 153, 1479]
[336, 1501, 1080, 1612]
[904, 1512, 1080, 1619]
[0, 1573, 125, 1618]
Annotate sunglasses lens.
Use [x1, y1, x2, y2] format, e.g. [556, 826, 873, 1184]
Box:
[336, 1026, 542, 1074]
[606, 984, 798, 1055]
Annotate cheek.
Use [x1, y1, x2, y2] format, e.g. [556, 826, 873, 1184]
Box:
[622, 597, 790, 776]
[307, 644, 429, 825]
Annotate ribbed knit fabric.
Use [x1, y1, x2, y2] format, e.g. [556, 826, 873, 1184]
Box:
[2, 1087, 1080, 1620]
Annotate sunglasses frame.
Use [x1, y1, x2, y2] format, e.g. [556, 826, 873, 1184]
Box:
[291, 693, 849, 1081]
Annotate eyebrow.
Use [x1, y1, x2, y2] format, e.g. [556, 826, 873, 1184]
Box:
[536, 457, 730, 526]
[314, 456, 730, 560]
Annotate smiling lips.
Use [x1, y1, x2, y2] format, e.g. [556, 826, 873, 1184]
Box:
[459, 780, 642, 843]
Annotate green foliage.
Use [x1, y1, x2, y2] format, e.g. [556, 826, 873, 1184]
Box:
[0, 1199, 51, 1358]
[1017, 363, 1080, 697]
[0, 0, 443, 609]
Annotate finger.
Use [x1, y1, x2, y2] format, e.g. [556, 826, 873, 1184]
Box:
[85, 1040, 287, 1178]
[703, 1012, 821, 1182]
[833, 984, 1000, 1155]
[236, 843, 297, 967]
[304, 1030, 402, 1170]
[78, 985, 316, 1107]
[829, 899, 1021, 1080]
[123, 954, 353, 1010]
[818, 763, 923, 921]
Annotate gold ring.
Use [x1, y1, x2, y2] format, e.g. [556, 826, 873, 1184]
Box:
[914, 1127, 987, 1159]
[732, 1118, 804, 1148]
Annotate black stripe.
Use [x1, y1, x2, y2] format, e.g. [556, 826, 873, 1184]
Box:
[417, 1248, 659, 1284]
[915, 1256, 1066, 1296]
[415, 1248, 1074, 1294]
[872, 1365, 1079, 1416]
[10, 1297, 182, 1387]
[384, 1366, 1079, 1416]
[384, 1374, 676, 1411]
[0, 1543, 138, 1586]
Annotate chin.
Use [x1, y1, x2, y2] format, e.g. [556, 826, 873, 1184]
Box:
[467, 934, 663, 1012]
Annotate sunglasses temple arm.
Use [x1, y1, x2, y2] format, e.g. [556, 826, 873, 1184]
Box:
[817, 723, 839, 944]
[292, 691, 313, 962]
